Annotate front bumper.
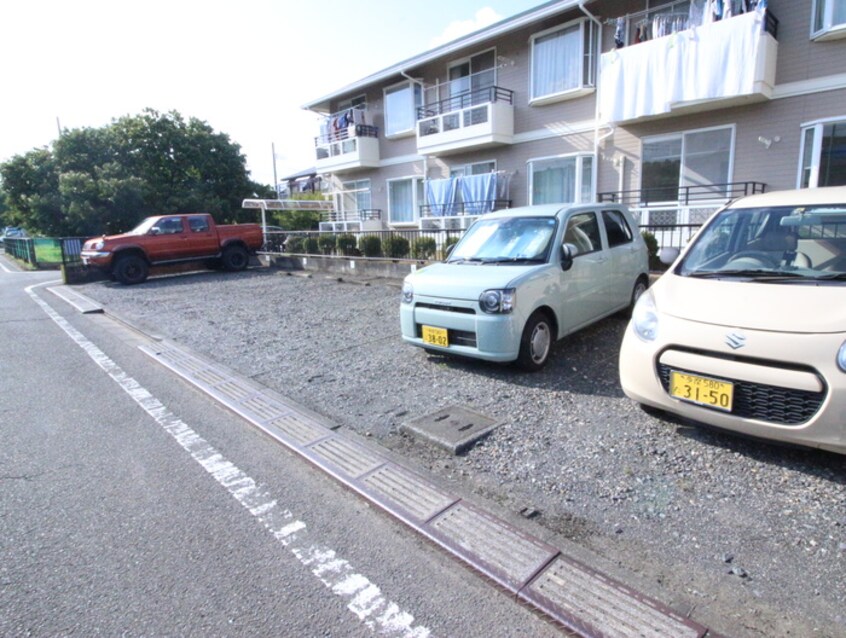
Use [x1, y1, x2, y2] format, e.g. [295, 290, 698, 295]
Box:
[80, 250, 112, 268]
[619, 315, 846, 454]
[400, 296, 524, 363]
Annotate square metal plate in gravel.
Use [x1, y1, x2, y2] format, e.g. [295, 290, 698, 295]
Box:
[401, 405, 498, 455]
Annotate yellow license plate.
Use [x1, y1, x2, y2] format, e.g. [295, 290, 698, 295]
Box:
[421, 325, 449, 347]
[670, 371, 734, 412]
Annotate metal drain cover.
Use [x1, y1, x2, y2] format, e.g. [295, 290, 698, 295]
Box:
[401, 405, 498, 455]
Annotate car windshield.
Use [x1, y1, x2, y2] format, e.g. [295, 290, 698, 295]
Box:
[128, 217, 158, 235]
[679, 204, 846, 283]
[447, 216, 556, 264]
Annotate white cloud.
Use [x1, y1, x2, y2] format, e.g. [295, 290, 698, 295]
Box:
[429, 7, 503, 48]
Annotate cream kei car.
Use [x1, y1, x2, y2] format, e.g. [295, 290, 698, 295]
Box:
[620, 186, 846, 454]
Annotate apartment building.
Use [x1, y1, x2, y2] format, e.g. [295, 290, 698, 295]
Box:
[301, 0, 846, 234]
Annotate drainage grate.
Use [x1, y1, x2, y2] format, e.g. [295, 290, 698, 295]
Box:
[430, 502, 558, 591]
[136, 341, 714, 638]
[523, 555, 706, 638]
[362, 465, 457, 523]
[401, 405, 498, 454]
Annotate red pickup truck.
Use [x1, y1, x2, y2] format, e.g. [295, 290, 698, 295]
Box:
[81, 213, 263, 284]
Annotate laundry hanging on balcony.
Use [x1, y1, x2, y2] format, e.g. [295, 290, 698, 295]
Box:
[599, 9, 770, 123]
[425, 172, 511, 217]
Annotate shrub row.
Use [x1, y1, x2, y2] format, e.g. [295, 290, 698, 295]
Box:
[285, 234, 458, 260]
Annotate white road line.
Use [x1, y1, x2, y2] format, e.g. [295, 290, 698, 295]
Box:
[26, 282, 431, 638]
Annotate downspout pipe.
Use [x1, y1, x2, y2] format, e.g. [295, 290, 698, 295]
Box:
[401, 69, 429, 220]
[579, 0, 615, 197]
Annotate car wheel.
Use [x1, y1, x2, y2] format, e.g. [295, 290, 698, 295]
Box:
[113, 254, 149, 285]
[626, 277, 649, 317]
[516, 311, 553, 371]
[222, 245, 249, 271]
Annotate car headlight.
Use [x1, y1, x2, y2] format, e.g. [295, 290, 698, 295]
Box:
[838, 340, 846, 373]
[479, 288, 515, 314]
[631, 289, 658, 342]
[92, 240, 105, 251]
[401, 281, 414, 304]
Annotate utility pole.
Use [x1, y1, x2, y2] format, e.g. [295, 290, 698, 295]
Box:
[272, 142, 280, 199]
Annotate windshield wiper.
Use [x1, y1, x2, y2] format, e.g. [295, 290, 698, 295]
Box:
[483, 257, 546, 264]
[446, 257, 486, 264]
[686, 269, 805, 280]
[810, 272, 846, 281]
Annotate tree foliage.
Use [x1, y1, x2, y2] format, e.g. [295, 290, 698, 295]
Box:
[0, 109, 273, 237]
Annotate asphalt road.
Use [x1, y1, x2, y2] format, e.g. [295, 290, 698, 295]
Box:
[0, 259, 561, 637]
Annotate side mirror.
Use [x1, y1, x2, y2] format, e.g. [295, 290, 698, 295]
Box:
[560, 242, 576, 271]
[149, 227, 161, 235]
[659, 247, 680, 265]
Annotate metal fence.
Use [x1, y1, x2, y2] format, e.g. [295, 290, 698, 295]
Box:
[5, 236, 88, 269]
[270, 223, 702, 267]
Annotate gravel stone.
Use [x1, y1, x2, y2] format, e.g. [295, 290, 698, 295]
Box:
[79, 268, 846, 638]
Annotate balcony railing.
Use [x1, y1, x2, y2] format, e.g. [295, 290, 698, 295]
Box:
[417, 85, 514, 120]
[420, 199, 512, 218]
[314, 124, 380, 172]
[314, 124, 378, 147]
[598, 181, 766, 207]
[321, 208, 382, 222]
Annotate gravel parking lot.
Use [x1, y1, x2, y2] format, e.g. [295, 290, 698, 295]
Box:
[79, 266, 845, 638]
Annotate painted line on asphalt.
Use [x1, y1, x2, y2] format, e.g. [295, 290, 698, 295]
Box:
[26, 281, 431, 638]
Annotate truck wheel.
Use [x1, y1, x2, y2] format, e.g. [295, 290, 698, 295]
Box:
[113, 254, 149, 285]
[516, 311, 553, 372]
[221, 245, 249, 271]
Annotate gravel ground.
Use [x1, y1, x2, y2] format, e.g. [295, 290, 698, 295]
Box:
[79, 266, 846, 638]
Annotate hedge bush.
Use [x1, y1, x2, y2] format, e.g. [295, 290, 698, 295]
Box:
[383, 236, 410, 259]
[413, 237, 437, 260]
[360, 235, 382, 257]
[317, 234, 336, 255]
[336, 233, 357, 256]
[641, 230, 661, 270]
[304, 237, 319, 254]
[285, 236, 304, 253]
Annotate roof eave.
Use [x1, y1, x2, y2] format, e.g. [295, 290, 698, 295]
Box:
[301, 0, 585, 113]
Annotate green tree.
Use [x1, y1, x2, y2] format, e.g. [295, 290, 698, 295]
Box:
[0, 108, 270, 236]
[269, 193, 324, 230]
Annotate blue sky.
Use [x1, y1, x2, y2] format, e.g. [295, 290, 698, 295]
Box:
[0, 0, 543, 187]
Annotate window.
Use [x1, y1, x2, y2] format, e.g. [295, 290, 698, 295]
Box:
[528, 154, 594, 205]
[564, 212, 601, 255]
[449, 161, 496, 178]
[335, 179, 372, 217]
[530, 19, 596, 104]
[188, 216, 210, 233]
[388, 177, 424, 224]
[338, 95, 367, 111]
[812, 0, 846, 40]
[799, 119, 846, 188]
[447, 49, 496, 107]
[153, 217, 184, 234]
[642, 126, 734, 202]
[384, 82, 422, 137]
[602, 210, 634, 248]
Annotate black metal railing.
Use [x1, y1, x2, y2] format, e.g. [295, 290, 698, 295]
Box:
[315, 124, 379, 147]
[321, 209, 382, 222]
[416, 86, 514, 120]
[420, 200, 511, 218]
[599, 181, 766, 207]
[3, 237, 36, 265]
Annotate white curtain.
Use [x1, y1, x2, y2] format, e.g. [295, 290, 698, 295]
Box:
[532, 159, 575, 204]
[532, 24, 581, 99]
[389, 180, 414, 223]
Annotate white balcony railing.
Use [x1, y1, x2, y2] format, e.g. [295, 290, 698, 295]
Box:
[416, 86, 515, 156]
[314, 124, 380, 173]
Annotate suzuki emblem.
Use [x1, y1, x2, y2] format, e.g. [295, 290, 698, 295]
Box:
[726, 332, 746, 350]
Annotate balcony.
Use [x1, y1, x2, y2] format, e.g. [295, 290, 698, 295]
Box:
[318, 208, 384, 233]
[314, 124, 380, 174]
[416, 85, 515, 156]
[599, 181, 766, 247]
[599, 10, 778, 124]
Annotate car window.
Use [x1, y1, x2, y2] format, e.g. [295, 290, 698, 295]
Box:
[188, 216, 210, 233]
[602, 210, 633, 247]
[153, 217, 184, 235]
[564, 212, 602, 255]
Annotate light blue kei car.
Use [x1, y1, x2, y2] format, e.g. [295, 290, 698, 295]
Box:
[400, 204, 649, 371]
